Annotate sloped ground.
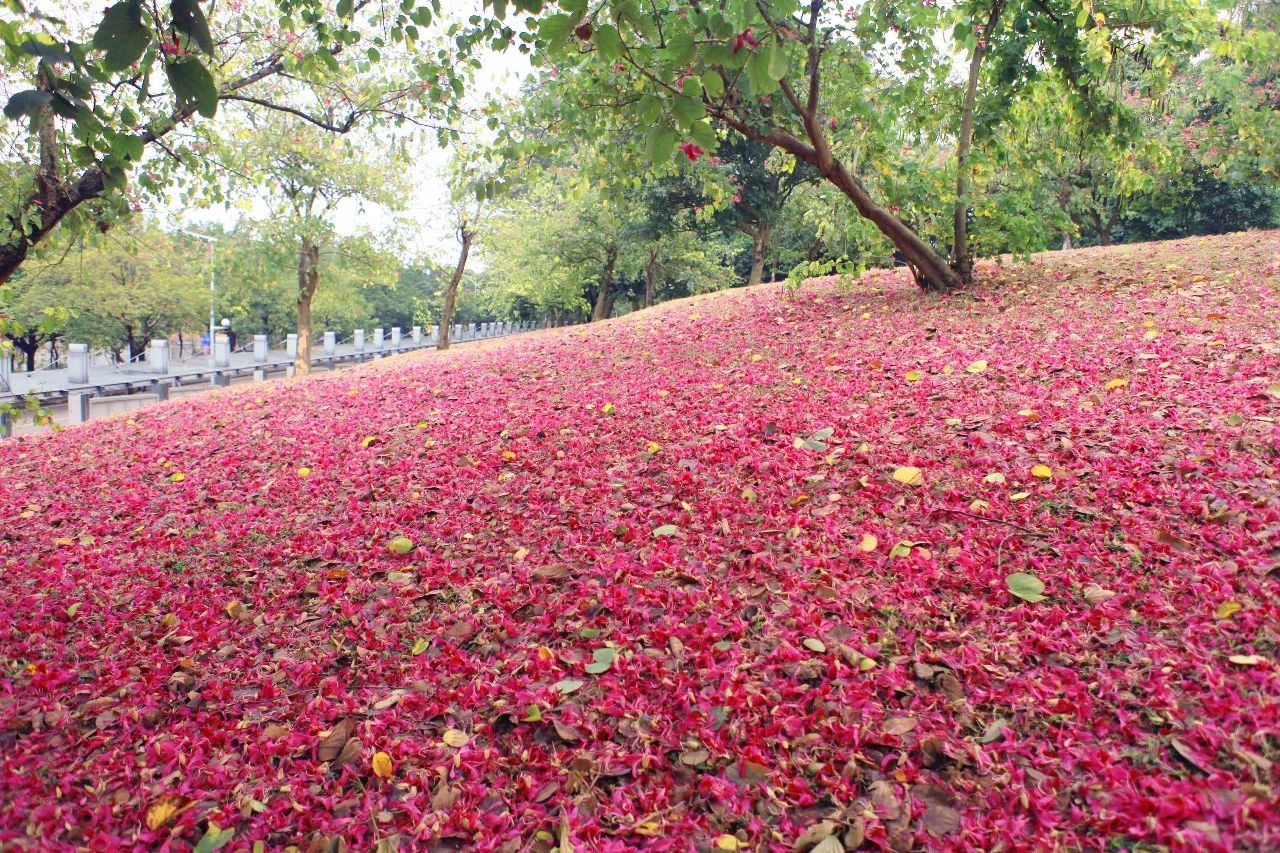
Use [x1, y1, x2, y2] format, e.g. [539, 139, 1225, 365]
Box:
[1, 232, 1277, 852]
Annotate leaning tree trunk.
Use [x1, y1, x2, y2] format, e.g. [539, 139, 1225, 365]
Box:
[438, 226, 473, 351]
[592, 245, 618, 322]
[295, 237, 320, 375]
[643, 246, 659, 308]
[954, 0, 1005, 285]
[715, 72, 959, 292]
[748, 223, 773, 286]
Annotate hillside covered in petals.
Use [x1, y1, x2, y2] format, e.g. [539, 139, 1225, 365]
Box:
[2, 232, 1278, 852]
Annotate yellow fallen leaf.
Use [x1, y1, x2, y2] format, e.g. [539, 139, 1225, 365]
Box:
[942, 364, 955, 375]
[296, 466, 311, 477]
[537, 645, 554, 661]
[633, 821, 663, 837]
[442, 729, 469, 748]
[1031, 464, 1053, 479]
[169, 472, 185, 483]
[371, 751, 394, 779]
[892, 466, 924, 486]
[601, 403, 616, 415]
[983, 472, 1006, 484]
[905, 370, 922, 382]
[514, 546, 530, 562]
[224, 600, 243, 617]
[646, 441, 661, 454]
[360, 435, 378, 447]
[501, 450, 517, 461]
[1142, 319, 1156, 328]
[856, 442, 870, 454]
[1215, 601, 1242, 619]
[1143, 329, 1160, 341]
[1104, 378, 1128, 391]
[411, 638, 430, 655]
[145, 794, 188, 831]
[1010, 491, 1031, 502]
[966, 360, 988, 374]
[858, 533, 878, 552]
[1017, 408, 1036, 418]
[715, 835, 743, 851]
[750, 353, 763, 362]
[1228, 654, 1267, 666]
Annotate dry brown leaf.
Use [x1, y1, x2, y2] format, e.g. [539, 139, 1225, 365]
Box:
[317, 718, 355, 763]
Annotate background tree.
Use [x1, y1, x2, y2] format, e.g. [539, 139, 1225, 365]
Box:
[0, 0, 493, 282]
[210, 112, 407, 373]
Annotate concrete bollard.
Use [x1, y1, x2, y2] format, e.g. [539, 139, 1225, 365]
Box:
[430, 325, 438, 343]
[323, 331, 337, 356]
[468, 323, 477, 340]
[150, 380, 170, 402]
[69, 391, 91, 424]
[287, 333, 298, 359]
[213, 334, 230, 368]
[391, 327, 401, 348]
[69, 343, 90, 384]
[373, 328, 385, 351]
[149, 339, 170, 374]
[353, 329, 365, 353]
[0, 409, 10, 439]
[211, 372, 230, 388]
[253, 335, 268, 364]
[286, 365, 296, 379]
[412, 326, 422, 345]
[452, 324, 462, 341]
[254, 368, 267, 382]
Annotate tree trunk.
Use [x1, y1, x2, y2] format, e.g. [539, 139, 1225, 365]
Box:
[643, 246, 658, 308]
[953, 0, 1005, 285]
[748, 223, 773, 286]
[592, 245, 618, 322]
[295, 237, 320, 375]
[715, 93, 958, 293]
[11, 334, 38, 372]
[438, 225, 473, 351]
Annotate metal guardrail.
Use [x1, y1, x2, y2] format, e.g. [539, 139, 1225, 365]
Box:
[1, 319, 586, 438]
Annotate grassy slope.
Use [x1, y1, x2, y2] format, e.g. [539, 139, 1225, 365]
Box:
[1, 232, 1277, 852]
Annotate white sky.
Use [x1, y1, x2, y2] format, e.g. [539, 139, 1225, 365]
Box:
[169, 11, 533, 266]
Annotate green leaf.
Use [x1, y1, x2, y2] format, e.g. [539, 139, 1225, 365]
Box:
[666, 32, 696, 64]
[94, 1, 150, 72]
[165, 57, 217, 117]
[193, 824, 235, 853]
[701, 69, 725, 99]
[766, 44, 788, 81]
[584, 647, 616, 674]
[689, 120, 716, 151]
[3, 90, 52, 120]
[670, 95, 705, 128]
[336, 0, 354, 17]
[538, 13, 573, 48]
[652, 523, 679, 537]
[1075, 6, 1089, 28]
[592, 24, 623, 61]
[170, 0, 215, 55]
[644, 126, 677, 166]
[1006, 572, 1046, 603]
[636, 94, 662, 123]
[746, 49, 778, 95]
[522, 705, 542, 722]
[554, 678, 584, 694]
